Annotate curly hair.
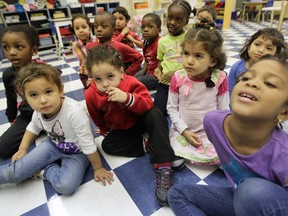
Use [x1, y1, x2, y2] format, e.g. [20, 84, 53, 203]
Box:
[112, 6, 130, 21]
[196, 5, 218, 22]
[86, 45, 123, 76]
[68, 13, 91, 35]
[0, 25, 40, 48]
[183, 19, 227, 70]
[239, 28, 287, 61]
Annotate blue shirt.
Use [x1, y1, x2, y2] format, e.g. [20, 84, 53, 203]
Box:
[228, 59, 246, 96]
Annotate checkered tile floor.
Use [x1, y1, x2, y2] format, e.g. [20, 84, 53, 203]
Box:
[0, 20, 288, 216]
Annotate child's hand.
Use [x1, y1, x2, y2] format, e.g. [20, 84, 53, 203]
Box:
[182, 130, 203, 147]
[12, 149, 28, 162]
[86, 78, 92, 87]
[94, 168, 114, 186]
[107, 87, 127, 103]
[126, 35, 135, 43]
[154, 68, 162, 80]
[121, 27, 130, 36]
[161, 71, 175, 83]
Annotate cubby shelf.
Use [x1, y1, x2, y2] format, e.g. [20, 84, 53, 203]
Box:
[0, 2, 119, 49]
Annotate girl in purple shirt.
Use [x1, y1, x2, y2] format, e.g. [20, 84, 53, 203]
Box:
[168, 55, 288, 216]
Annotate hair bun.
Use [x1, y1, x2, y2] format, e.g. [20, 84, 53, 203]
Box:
[194, 18, 215, 30]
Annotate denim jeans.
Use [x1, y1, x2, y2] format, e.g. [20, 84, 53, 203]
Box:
[168, 177, 288, 216]
[0, 137, 89, 196]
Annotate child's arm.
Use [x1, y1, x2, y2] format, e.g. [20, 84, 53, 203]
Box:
[181, 130, 203, 147]
[154, 62, 162, 80]
[87, 151, 113, 186]
[119, 43, 143, 76]
[126, 33, 143, 48]
[167, 74, 202, 147]
[138, 62, 147, 76]
[217, 75, 229, 110]
[72, 41, 86, 62]
[3, 68, 18, 123]
[12, 130, 37, 161]
[160, 71, 176, 83]
[69, 102, 113, 185]
[113, 27, 130, 42]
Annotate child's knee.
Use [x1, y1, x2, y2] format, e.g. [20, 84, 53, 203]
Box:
[53, 181, 77, 196]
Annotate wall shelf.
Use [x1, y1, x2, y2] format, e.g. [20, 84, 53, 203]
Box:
[0, 2, 120, 51]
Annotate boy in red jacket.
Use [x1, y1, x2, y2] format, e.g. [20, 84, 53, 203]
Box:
[86, 12, 143, 76]
[85, 45, 176, 206]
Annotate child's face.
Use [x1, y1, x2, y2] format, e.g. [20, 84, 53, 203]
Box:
[24, 77, 64, 119]
[113, 12, 127, 30]
[141, 16, 160, 42]
[91, 63, 124, 93]
[1, 32, 37, 67]
[231, 59, 288, 122]
[182, 42, 215, 80]
[73, 17, 91, 42]
[94, 14, 114, 43]
[167, 5, 188, 36]
[248, 36, 277, 64]
[196, 11, 214, 23]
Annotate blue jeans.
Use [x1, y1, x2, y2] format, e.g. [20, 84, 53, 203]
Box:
[0, 137, 89, 196]
[168, 177, 288, 216]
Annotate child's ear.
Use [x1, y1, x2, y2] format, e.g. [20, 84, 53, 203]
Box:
[158, 28, 161, 33]
[60, 84, 64, 95]
[209, 59, 217, 68]
[32, 46, 38, 56]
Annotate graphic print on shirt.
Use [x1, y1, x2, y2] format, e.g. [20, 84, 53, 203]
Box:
[164, 42, 183, 63]
[39, 119, 81, 153]
[223, 156, 260, 188]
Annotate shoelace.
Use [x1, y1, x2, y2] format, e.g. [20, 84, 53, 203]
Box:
[156, 170, 173, 190]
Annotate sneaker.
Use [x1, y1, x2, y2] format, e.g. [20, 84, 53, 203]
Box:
[172, 156, 186, 171]
[156, 169, 173, 206]
[31, 169, 45, 180]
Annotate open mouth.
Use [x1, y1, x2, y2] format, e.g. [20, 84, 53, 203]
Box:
[239, 93, 256, 101]
[168, 27, 175, 32]
[11, 59, 20, 64]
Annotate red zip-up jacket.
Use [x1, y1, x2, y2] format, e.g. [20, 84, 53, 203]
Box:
[84, 74, 153, 135]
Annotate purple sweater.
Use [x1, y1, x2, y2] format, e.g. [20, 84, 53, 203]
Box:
[204, 110, 288, 190]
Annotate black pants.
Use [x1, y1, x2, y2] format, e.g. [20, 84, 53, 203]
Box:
[154, 83, 169, 117]
[102, 108, 175, 164]
[0, 114, 30, 159]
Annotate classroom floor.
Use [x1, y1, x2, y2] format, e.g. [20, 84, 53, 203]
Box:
[0, 20, 288, 216]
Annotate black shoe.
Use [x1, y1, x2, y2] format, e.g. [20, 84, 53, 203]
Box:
[156, 169, 173, 206]
[172, 156, 186, 171]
